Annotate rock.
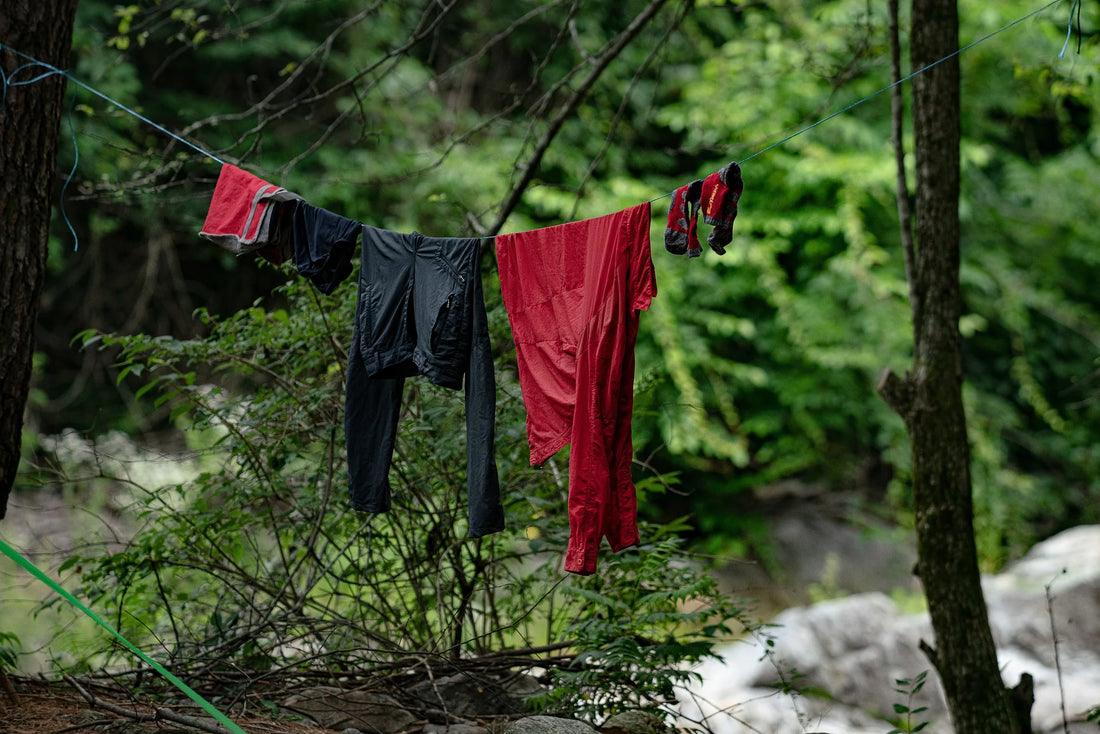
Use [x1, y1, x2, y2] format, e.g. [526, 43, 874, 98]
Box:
[679, 525, 1100, 734]
[985, 524, 1100, 655]
[503, 715, 597, 734]
[743, 593, 947, 725]
[283, 686, 417, 733]
[985, 525, 1100, 734]
[407, 672, 541, 717]
[713, 501, 919, 611]
[342, 729, 366, 734]
[677, 675, 891, 734]
[423, 724, 490, 734]
[500, 671, 547, 699]
[599, 709, 667, 734]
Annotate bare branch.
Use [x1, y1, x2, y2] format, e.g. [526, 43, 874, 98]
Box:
[568, 0, 692, 220]
[876, 367, 915, 420]
[65, 674, 238, 734]
[487, 0, 674, 235]
[888, 0, 920, 346]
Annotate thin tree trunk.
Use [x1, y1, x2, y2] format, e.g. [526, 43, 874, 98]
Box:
[0, 0, 81, 519]
[878, 0, 1027, 731]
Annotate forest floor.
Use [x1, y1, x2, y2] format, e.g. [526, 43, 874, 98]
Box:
[0, 677, 332, 734]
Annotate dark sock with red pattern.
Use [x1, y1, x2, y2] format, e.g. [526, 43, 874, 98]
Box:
[664, 178, 704, 256]
[700, 162, 743, 255]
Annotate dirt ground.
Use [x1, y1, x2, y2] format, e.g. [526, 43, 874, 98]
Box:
[0, 677, 333, 734]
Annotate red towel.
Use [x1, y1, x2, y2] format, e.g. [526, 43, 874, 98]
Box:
[199, 163, 299, 254]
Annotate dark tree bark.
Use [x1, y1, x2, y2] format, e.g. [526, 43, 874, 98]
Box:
[0, 0, 81, 520]
[879, 1, 1028, 732]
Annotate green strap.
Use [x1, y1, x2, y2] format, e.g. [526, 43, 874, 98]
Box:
[0, 538, 246, 734]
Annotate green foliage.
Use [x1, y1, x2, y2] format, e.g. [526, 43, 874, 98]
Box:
[57, 267, 748, 718]
[28, 0, 1100, 680]
[12, 5, 1100, 733]
[66, 268, 498, 665]
[887, 670, 931, 734]
[528, 528, 752, 723]
[631, 0, 1100, 568]
[0, 631, 21, 670]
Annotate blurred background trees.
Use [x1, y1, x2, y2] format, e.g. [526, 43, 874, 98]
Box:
[2, 0, 1098, 720]
[26, 0, 1098, 559]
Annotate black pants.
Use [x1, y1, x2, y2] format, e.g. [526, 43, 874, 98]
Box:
[345, 226, 504, 537]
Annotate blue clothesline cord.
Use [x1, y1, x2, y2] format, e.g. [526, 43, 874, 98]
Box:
[0, 0, 1077, 243]
[0, 43, 225, 165]
[1059, 0, 1081, 58]
[1, 42, 226, 251]
[60, 91, 80, 250]
[734, 0, 1067, 168]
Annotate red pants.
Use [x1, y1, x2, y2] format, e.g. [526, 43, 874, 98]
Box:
[495, 203, 656, 574]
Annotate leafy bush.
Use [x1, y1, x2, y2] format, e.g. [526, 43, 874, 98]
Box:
[529, 525, 753, 722]
[0, 631, 21, 670]
[58, 264, 749, 722]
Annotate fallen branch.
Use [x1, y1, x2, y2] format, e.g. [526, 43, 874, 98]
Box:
[64, 674, 237, 734]
[0, 665, 19, 706]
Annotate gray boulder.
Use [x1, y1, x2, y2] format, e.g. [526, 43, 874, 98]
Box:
[284, 686, 417, 733]
[679, 524, 1100, 734]
[407, 672, 543, 717]
[503, 715, 597, 734]
[983, 524, 1100, 734]
[423, 725, 491, 734]
[598, 710, 667, 734]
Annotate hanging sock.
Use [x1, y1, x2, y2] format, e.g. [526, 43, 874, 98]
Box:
[700, 161, 743, 255]
[664, 178, 703, 257]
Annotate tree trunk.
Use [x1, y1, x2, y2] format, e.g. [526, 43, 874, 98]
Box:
[0, 0, 81, 520]
[879, 0, 1026, 732]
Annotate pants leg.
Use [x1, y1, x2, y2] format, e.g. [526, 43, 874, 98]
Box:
[464, 269, 505, 537]
[345, 339, 405, 513]
[563, 385, 613, 574]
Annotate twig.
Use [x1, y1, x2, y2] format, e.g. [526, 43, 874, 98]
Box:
[487, 0, 672, 234]
[476, 641, 575, 658]
[1045, 572, 1069, 734]
[888, 0, 921, 344]
[64, 674, 237, 734]
[918, 638, 940, 675]
[43, 723, 111, 734]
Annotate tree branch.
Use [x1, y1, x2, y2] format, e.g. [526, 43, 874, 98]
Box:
[876, 367, 915, 419]
[568, 0, 692, 221]
[918, 639, 940, 676]
[888, 0, 920, 345]
[1010, 672, 1034, 734]
[487, 0, 673, 234]
[65, 674, 236, 734]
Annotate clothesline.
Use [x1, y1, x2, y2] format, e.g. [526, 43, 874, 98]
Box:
[738, 0, 1069, 167]
[0, 0, 1074, 250]
[0, 44, 225, 165]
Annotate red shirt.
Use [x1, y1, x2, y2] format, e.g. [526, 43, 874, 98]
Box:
[496, 202, 656, 574]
